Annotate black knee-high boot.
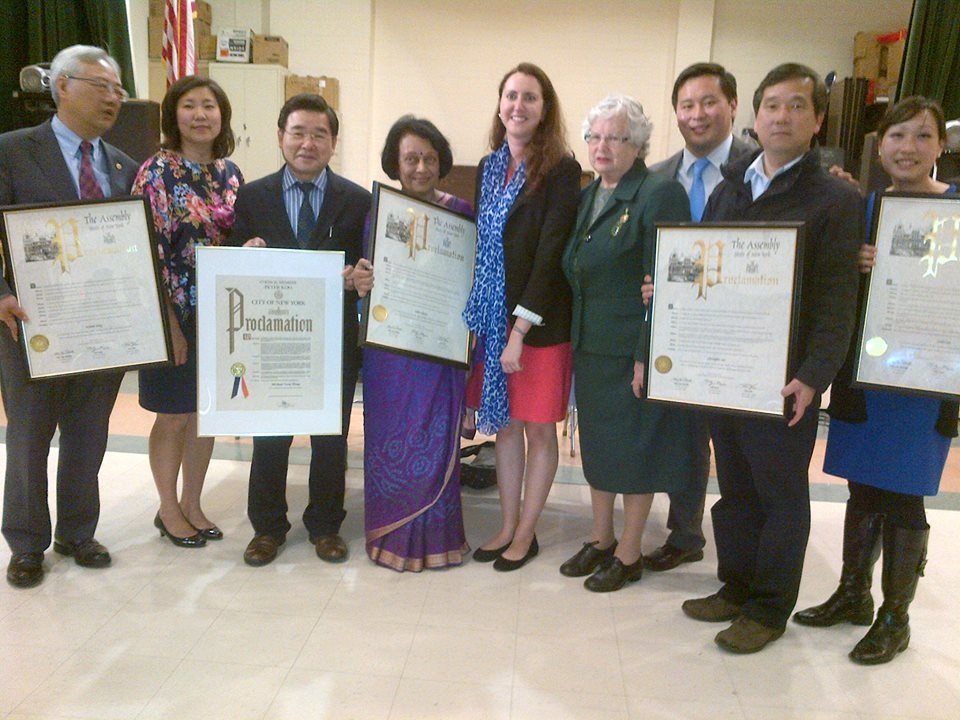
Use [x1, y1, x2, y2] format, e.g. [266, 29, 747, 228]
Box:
[849, 524, 929, 665]
[793, 505, 883, 627]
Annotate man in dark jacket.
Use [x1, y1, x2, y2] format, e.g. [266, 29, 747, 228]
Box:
[680, 63, 862, 653]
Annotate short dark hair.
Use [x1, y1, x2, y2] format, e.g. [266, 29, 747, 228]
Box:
[160, 75, 235, 158]
[877, 95, 946, 142]
[671, 62, 737, 109]
[752, 63, 828, 116]
[380, 115, 454, 180]
[277, 94, 339, 136]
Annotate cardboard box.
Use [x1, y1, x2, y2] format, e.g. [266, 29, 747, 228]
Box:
[252, 34, 289, 67]
[217, 28, 252, 63]
[149, 0, 164, 16]
[853, 29, 906, 85]
[149, 15, 214, 59]
[195, 0, 212, 26]
[148, 59, 208, 103]
[284, 75, 340, 110]
[197, 33, 217, 60]
[148, 16, 163, 58]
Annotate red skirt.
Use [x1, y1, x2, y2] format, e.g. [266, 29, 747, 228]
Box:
[466, 340, 572, 424]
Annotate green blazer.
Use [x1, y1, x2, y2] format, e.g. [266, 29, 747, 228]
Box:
[562, 159, 690, 360]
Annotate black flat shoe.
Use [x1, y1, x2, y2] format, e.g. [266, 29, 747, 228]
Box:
[154, 512, 206, 548]
[493, 536, 539, 572]
[197, 526, 224, 541]
[473, 540, 511, 563]
[560, 540, 617, 577]
[584, 556, 644, 592]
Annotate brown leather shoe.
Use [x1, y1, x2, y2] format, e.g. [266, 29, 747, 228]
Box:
[643, 543, 704, 572]
[682, 591, 743, 622]
[314, 534, 348, 563]
[243, 534, 285, 567]
[715, 616, 785, 654]
[7, 552, 44, 588]
[53, 538, 111, 568]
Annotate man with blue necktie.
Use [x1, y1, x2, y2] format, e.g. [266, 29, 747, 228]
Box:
[230, 94, 371, 567]
[646, 63, 756, 572]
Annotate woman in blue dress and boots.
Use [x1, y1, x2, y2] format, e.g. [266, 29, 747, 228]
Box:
[793, 96, 958, 664]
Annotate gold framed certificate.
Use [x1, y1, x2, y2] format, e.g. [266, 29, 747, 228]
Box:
[0, 196, 171, 379]
[195, 246, 345, 437]
[853, 192, 960, 399]
[645, 222, 804, 418]
[360, 182, 476, 368]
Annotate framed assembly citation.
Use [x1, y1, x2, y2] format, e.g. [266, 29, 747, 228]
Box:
[0, 196, 171, 379]
[645, 223, 804, 418]
[195, 246, 345, 437]
[853, 192, 960, 400]
[360, 182, 476, 368]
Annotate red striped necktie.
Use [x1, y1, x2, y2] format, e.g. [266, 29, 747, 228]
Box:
[79, 141, 105, 199]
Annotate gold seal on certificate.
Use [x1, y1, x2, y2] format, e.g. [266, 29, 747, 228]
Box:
[654, 355, 673, 373]
[230, 361, 246, 377]
[372, 304, 389, 322]
[29, 335, 49, 352]
[864, 336, 888, 357]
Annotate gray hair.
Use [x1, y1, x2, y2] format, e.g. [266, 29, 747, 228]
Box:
[50, 45, 121, 105]
[582, 95, 652, 159]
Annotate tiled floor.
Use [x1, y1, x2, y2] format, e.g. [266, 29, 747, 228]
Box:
[1, 383, 959, 719]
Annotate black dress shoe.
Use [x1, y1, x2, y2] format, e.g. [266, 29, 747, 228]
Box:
[584, 557, 644, 592]
[153, 513, 206, 548]
[493, 536, 538, 572]
[560, 540, 617, 577]
[244, 534, 285, 566]
[7, 552, 44, 588]
[643, 543, 704, 572]
[196, 526, 224, 541]
[53, 538, 112, 568]
[473, 540, 511, 563]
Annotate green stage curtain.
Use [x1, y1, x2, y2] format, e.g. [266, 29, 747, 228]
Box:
[898, 0, 960, 118]
[0, 0, 135, 132]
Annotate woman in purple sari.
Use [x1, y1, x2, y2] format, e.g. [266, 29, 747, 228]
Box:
[364, 116, 473, 571]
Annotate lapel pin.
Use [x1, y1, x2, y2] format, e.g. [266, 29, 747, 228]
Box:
[612, 208, 630, 237]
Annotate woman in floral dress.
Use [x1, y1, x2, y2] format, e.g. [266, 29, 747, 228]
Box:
[133, 76, 243, 547]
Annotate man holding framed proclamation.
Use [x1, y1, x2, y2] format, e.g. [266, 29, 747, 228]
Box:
[227, 94, 371, 568]
[0, 45, 140, 588]
[665, 64, 862, 653]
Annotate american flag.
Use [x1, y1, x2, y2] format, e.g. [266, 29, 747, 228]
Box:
[161, 0, 198, 87]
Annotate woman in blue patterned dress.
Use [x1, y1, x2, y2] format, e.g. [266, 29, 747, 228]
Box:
[363, 116, 472, 571]
[793, 96, 958, 664]
[133, 76, 243, 547]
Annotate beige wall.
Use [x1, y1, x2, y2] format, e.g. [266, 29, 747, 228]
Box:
[128, 0, 914, 188]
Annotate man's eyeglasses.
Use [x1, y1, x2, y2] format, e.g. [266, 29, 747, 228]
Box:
[283, 130, 331, 143]
[64, 75, 129, 102]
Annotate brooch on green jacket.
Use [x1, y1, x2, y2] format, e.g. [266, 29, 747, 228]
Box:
[611, 208, 630, 237]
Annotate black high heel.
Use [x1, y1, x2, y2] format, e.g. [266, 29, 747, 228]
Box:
[154, 512, 206, 548]
[196, 526, 224, 541]
[493, 535, 539, 572]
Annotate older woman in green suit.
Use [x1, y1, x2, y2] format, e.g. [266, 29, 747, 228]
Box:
[560, 95, 710, 592]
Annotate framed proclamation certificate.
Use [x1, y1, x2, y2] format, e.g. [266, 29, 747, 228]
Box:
[0, 196, 171, 379]
[646, 223, 804, 418]
[360, 182, 476, 368]
[853, 192, 960, 399]
[195, 246, 345, 437]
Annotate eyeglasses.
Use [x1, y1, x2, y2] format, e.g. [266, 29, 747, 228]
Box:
[584, 133, 631, 147]
[400, 153, 439, 168]
[64, 75, 129, 102]
[283, 130, 331, 143]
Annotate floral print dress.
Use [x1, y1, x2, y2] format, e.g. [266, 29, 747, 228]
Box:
[133, 149, 243, 413]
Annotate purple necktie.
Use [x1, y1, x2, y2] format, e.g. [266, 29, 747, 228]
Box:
[79, 141, 105, 199]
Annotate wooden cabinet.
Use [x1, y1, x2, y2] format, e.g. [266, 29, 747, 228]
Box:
[208, 63, 289, 182]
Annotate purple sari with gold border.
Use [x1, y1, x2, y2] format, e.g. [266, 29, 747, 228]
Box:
[363, 192, 472, 571]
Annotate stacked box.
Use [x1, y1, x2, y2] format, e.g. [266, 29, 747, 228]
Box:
[252, 35, 289, 67]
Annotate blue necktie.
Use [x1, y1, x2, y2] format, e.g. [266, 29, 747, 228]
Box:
[296, 181, 317, 248]
[689, 158, 710, 222]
